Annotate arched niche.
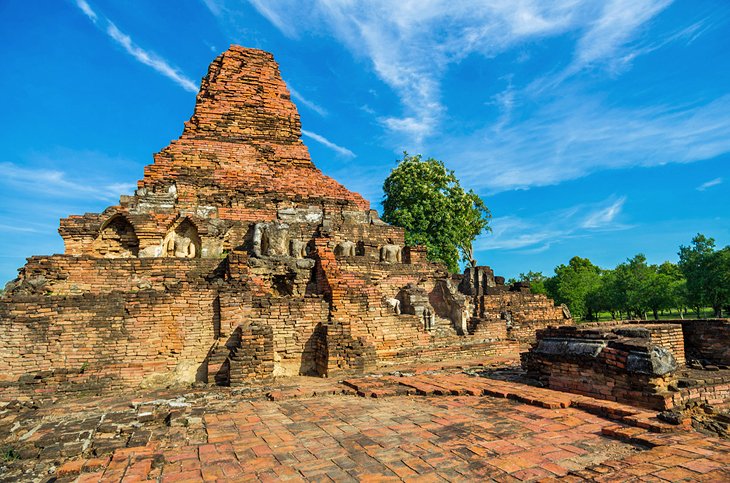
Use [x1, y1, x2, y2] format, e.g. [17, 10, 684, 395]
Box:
[163, 218, 202, 258]
[94, 215, 139, 258]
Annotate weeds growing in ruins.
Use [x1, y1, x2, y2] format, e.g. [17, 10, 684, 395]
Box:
[1, 446, 19, 462]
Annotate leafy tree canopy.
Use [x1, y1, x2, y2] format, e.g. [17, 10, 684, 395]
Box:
[679, 233, 717, 314]
[517, 271, 547, 295]
[545, 256, 602, 320]
[382, 153, 491, 273]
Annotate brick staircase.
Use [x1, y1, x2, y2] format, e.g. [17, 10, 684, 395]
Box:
[206, 330, 243, 386]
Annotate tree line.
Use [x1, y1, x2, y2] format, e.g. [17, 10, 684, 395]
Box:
[516, 234, 730, 321]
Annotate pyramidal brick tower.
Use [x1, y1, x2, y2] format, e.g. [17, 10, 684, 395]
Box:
[0, 46, 570, 396]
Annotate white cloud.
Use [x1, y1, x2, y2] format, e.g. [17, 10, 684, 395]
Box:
[477, 196, 630, 253]
[582, 197, 626, 228]
[0, 162, 127, 201]
[697, 177, 723, 191]
[242, 0, 672, 147]
[202, 0, 224, 17]
[479, 216, 564, 251]
[288, 85, 328, 116]
[0, 224, 41, 233]
[0, 148, 140, 203]
[105, 182, 138, 196]
[572, 0, 672, 71]
[200, 1, 716, 194]
[74, 2, 198, 93]
[439, 94, 730, 192]
[75, 0, 98, 23]
[301, 130, 356, 158]
[247, 0, 298, 38]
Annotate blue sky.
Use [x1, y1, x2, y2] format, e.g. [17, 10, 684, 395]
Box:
[1, 0, 729, 283]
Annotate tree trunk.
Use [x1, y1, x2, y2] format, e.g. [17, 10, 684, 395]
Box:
[652, 308, 658, 320]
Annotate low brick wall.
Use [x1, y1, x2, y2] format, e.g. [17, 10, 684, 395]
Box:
[480, 292, 571, 342]
[678, 319, 730, 365]
[578, 322, 686, 366]
[522, 325, 678, 410]
[670, 377, 730, 408]
[620, 319, 730, 365]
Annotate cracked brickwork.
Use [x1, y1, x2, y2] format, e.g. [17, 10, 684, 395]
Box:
[2, 365, 728, 482]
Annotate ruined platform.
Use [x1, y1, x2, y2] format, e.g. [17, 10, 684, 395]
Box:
[523, 319, 730, 414]
[0, 45, 569, 398]
[1, 360, 728, 482]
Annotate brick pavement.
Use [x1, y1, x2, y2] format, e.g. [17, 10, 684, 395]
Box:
[3, 369, 729, 482]
[55, 396, 637, 482]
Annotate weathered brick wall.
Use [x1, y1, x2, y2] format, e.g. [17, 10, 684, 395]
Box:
[0, 285, 217, 393]
[219, 291, 330, 376]
[312, 242, 521, 368]
[578, 322, 686, 366]
[230, 323, 276, 383]
[469, 317, 508, 340]
[480, 291, 569, 341]
[670, 379, 730, 408]
[526, 359, 673, 410]
[523, 325, 678, 410]
[662, 319, 730, 365]
[676, 319, 730, 365]
[618, 319, 729, 365]
[647, 326, 685, 366]
[14, 256, 222, 295]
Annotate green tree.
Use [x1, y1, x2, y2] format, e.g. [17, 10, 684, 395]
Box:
[545, 256, 602, 320]
[707, 247, 730, 317]
[678, 233, 716, 317]
[589, 269, 619, 320]
[656, 261, 687, 318]
[612, 254, 656, 319]
[382, 153, 491, 273]
[644, 269, 674, 320]
[518, 271, 547, 295]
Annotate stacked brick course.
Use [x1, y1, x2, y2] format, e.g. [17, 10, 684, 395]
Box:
[524, 321, 730, 410]
[1, 45, 569, 396]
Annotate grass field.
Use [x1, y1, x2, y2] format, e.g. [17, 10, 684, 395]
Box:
[589, 307, 718, 322]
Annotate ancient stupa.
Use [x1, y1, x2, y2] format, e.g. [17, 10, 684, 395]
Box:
[0, 46, 570, 396]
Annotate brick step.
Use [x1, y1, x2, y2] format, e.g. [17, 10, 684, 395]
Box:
[339, 373, 692, 437]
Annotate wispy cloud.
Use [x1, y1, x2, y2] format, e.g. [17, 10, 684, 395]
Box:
[288, 85, 328, 116]
[477, 196, 630, 253]
[0, 224, 42, 234]
[247, 0, 298, 38]
[201, 1, 720, 193]
[76, 0, 98, 23]
[582, 197, 626, 228]
[243, 1, 673, 147]
[201, 0, 224, 17]
[697, 177, 723, 191]
[105, 182, 137, 196]
[0, 147, 139, 202]
[301, 130, 356, 158]
[572, 0, 673, 72]
[74, 1, 198, 93]
[439, 94, 730, 192]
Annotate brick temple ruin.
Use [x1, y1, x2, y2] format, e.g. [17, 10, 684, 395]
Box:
[3, 45, 730, 482]
[0, 46, 570, 397]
